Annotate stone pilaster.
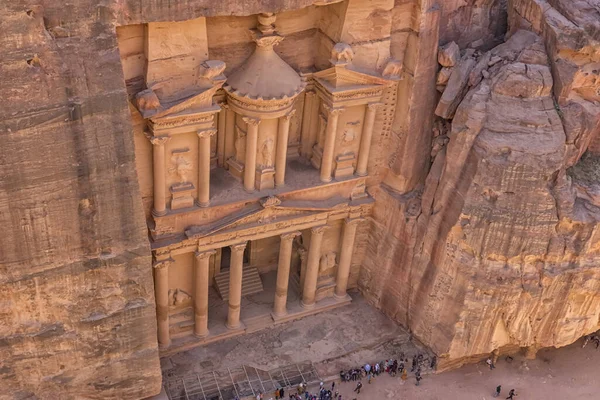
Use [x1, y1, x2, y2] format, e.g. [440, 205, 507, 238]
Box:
[243, 117, 261, 192]
[300, 91, 316, 157]
[320, 106, 344, 183]
[334, 218, 361, 298]
[275, 110, 295, 187]
[217, 103, 228, 167]
[356, 103, 381, 176]
[153, 258, 172, 348]
[227, 242, 247, 329]
[197, 129, 216, 207]
[194, 249, 215, 338]
[149, 135, 171, 216]
[302, 225, 327, 308]
[273, 231, 301, 317]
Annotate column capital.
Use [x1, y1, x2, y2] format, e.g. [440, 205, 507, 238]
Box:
[305, 90, 316, 98]
[323, 104, 345, 116]
[148, 135, 171, 146]
[282, 109, 296, 122]
[153, 259, 173, 269]
[195, 249, 216, 259]
[345, 217, 364, 226]
[311, 225, 328, 235]
[230, 242, 248, 252]
[218, 101, 229, 110]
[281, 231, 301, 241]
[242, 116, 261, 127]
[197, 128, 217, 139]
[367, 102, 384, 111]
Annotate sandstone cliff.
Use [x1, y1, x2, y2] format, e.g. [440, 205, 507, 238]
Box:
[362, 0, 600, 370]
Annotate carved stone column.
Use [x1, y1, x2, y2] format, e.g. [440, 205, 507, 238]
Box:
[153, 259, 171, 348]
[273, 231, 301, 317]
[197, 129, 216, 207]
[356, 103, 381, 176]
[217, 104, 228, 167]
[275, 110, 295, 187]
[320, 106, 344, 183]
[150, 135, 171, 216]
[243, 117, 261, 192]
[300, 91, 316, 157]
[227, 242, 247, 329]
[194, 249, 215, 337]
[302, 225, 327, 309]
[335, 218, 361, 299]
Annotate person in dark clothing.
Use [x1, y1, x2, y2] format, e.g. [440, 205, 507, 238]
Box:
[494, 385, 501, 397]
[506, 389, 516, 399]
[279, 388, 285, 398]
[354, 381, 362, 394]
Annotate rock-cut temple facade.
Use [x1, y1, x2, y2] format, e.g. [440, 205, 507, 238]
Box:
[125, 11, 403, 351]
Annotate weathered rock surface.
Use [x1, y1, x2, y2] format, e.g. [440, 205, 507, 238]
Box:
[438, 41, 461, 67]
[362, 0, 600, 371]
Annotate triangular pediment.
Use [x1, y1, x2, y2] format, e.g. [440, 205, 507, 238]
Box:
[313, 65, 388, 92]
[185, 196, 351, 239]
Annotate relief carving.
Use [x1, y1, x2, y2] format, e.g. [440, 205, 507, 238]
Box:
[330, 43, 354, 66]
[319, 252, 337, 276]
[169, 149, 192, 183]
[261, 137, 274, 167]
[234, 126, 246, 161]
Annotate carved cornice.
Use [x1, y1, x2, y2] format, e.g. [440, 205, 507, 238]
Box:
[150, 114, 215, 130]
[281, 231, 302, 241]
[195, 249, 216, 259]
[197, 128, 217, 139]
[148, 135, 171, 146]
[242, 116, 261, 127]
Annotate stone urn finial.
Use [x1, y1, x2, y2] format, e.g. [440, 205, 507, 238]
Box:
[330, 43, 354, 67]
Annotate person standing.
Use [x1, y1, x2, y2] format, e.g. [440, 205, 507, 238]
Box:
[415, 372, 422, 386]
[506, 389, 516, 399]
[494, 385, 501, 398]
[486, 357, 495, 370]
[354, 381, 362, 394]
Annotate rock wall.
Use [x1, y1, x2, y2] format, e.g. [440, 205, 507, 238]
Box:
[0, 1, 335, 399]
[361, 0, 600, 370]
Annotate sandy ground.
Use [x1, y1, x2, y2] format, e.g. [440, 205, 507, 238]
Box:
[160, 295, 599, 400]
[333, 338, 600, 400]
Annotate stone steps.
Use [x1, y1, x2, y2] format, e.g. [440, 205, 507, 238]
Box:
[244, 313, 274, 333]
[214, 266, 264, 301]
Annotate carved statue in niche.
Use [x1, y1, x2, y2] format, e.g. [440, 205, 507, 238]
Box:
[330, 43, 354, 65]
[169, 149, 192, 183]
[234, 126, 246, 161]
[319, 252, 337, 276]
[343, 120, 360, 143]
[168, 288, 192, 307]
[261, 138, 274, 167]
[318, 114, 327, 145]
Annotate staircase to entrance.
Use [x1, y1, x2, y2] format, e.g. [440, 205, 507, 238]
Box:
[214, 266, 264, 301]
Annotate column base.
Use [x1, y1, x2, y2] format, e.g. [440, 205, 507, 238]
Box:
[334, 292, 352, 302]
[243, 187, 255, 194]
[300, 300, 316, 310]
[319, 176, 332, 183]
[158, 339, 172, 349]
[355, 171, 368, 177]
[195, 200, 210, 208]
[152, 208, 168, 217]
[271, 310, 288, 321]
[226, 321, 242, 330]
[193, 329, 210, 339]
[275, 182, 286, 189]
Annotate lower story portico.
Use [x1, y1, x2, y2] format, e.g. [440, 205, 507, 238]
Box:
[152, 194, 372, 354]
